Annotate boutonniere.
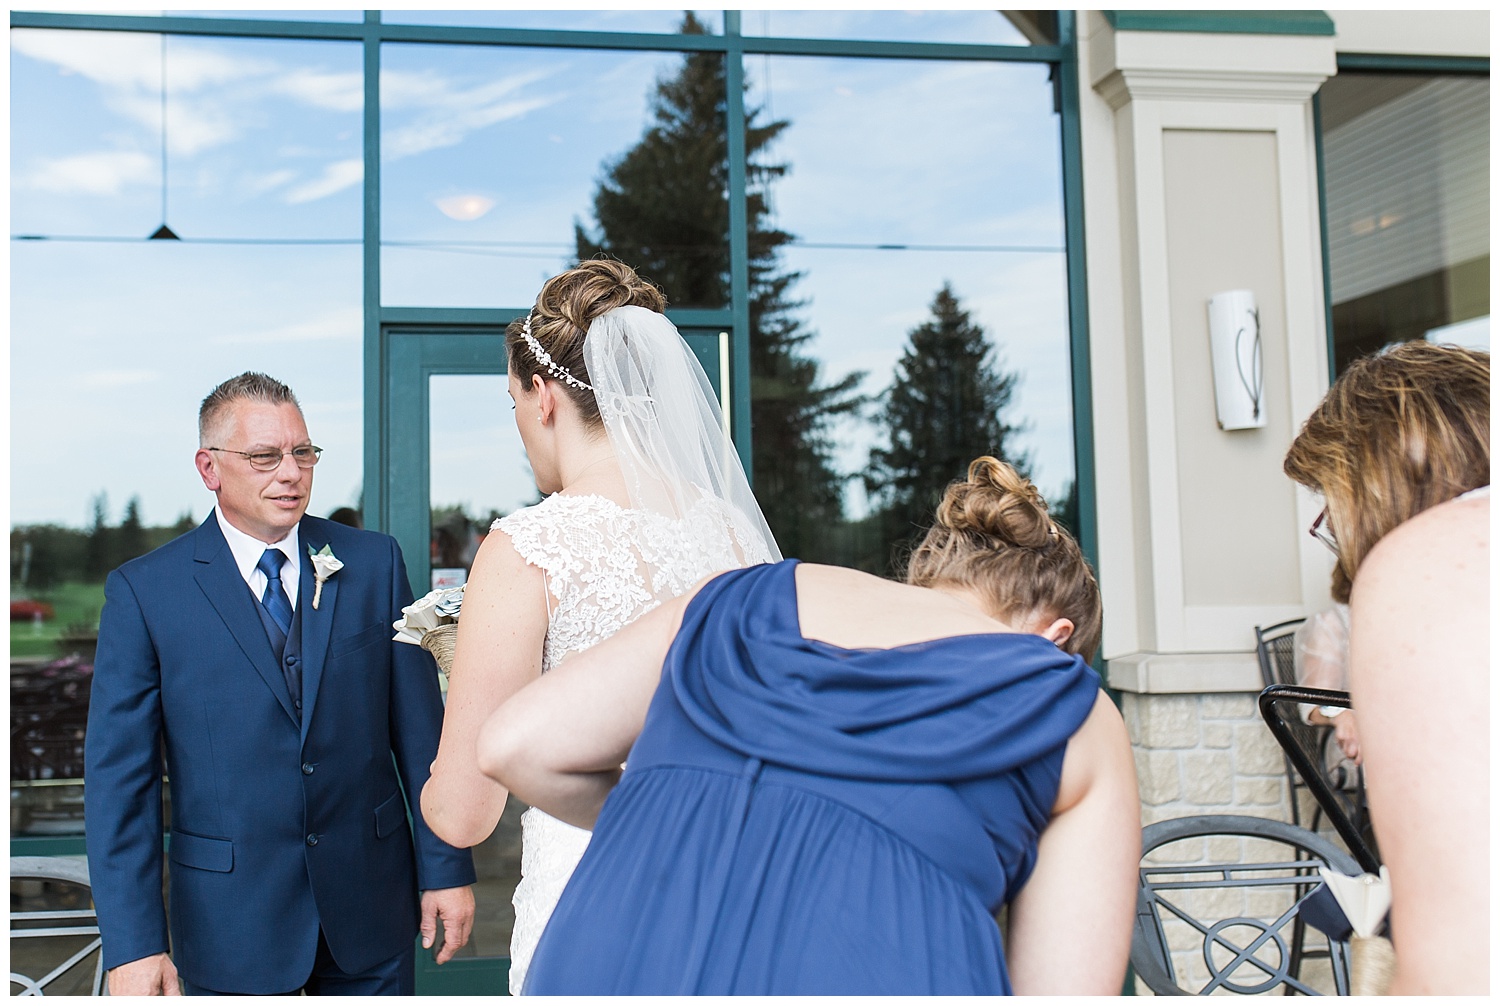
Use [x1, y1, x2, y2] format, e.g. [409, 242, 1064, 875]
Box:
[308, 544, 344, 610]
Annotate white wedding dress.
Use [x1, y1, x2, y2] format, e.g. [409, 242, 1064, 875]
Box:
[495, 491, 773, 995]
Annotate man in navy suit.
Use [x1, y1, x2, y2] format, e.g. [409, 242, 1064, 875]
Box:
[85, 373, 476, 994]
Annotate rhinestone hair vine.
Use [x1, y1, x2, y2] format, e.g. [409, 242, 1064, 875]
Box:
[522, 311, 594, 392]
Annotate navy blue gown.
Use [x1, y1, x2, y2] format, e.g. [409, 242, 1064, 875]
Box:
[524, 559, 1100, 995]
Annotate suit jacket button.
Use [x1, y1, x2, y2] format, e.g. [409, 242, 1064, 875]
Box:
[285, 655, 298, 666]
[306, 833, 318, 846]
[301, 763, 315, 776]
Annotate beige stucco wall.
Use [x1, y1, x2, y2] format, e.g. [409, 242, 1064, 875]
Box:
[1330, 11, 1490, 58]
[1161, 129, 1303, 610]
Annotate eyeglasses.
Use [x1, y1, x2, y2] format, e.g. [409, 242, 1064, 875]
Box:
[1309, 507, 1338, 555]
[206, 446, 322, 471]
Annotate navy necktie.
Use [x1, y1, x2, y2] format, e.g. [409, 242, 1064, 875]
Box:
[257, 549, 294, 638]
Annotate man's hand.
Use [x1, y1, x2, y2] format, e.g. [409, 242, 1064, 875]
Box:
[108, 952, 181, 996]
[420, 886, 476, 965]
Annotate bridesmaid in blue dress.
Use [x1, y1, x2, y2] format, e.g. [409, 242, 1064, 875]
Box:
[480, 457, 1139, 995]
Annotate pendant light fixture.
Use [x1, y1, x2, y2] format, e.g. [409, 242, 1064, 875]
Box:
[149, 33, 179, 240]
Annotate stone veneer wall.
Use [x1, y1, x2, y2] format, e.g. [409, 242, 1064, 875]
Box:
[1121, 689, 1341, 995]
[1122, 691, 1290, 825]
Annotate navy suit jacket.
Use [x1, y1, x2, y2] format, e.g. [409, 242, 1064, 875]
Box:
[84, 514, 475, 993]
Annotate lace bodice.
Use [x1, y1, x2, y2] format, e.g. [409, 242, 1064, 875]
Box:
[492, 491, 772, 994]
[494, 492, 768, 672]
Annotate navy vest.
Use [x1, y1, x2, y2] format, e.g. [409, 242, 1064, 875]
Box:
[253, 591, 304, 718]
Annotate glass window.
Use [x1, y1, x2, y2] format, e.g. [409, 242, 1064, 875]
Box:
[1319, 72, 1489, 371]
[738, 55, 1072, 570]
[425, 373, 539, 963]
[383, 10, 718, 33]
[741, 10, 1037, 45]
[160, 10, 366, 22]
[428, 374, 537, 584]
[11, 28, 363, 834]
[380, 33, 728, 309]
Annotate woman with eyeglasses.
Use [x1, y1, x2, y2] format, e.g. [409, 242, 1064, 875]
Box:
[1283, 340, 1489, 995]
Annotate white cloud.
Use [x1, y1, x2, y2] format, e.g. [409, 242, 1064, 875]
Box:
[12, 28, 166, 92]
[21, 149, 155, 195]
[12, 28, 351, 162]
[382, 67, 565, 160]
[15, 30, 564, 208]
[212, 307, 361, 346]
[285, 158, 363, 204]
[271, 68, 363, 113]
[79, 368, 160, 389]
[243, 168, 297, 198]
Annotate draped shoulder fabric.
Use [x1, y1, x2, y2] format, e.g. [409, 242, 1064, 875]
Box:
[525, 560, 1101, 995]
[668, 559, 1099, 783]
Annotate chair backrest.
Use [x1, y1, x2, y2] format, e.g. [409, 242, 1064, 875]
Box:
[1132, 814, 1360, 996]
[1254, 619, 1321, 827]
[1254, 619, 1305, 689]
[10, 855, 104, 996]
[1258, 685, 1381, 874]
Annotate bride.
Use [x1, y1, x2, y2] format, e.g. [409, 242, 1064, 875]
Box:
[419, 258, 779, 994]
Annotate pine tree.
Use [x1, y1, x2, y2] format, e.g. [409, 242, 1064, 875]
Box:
[575, 12, 863, 561]
[866, 284, 1029, 563]
[83, 492, 112, 581]
[114, 496, 149, 569]
[1051, 479, 1081, 543]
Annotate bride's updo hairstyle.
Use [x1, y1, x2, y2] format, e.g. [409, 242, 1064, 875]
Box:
[507, 258, 667, 431]
[906, 456, 1102, 662]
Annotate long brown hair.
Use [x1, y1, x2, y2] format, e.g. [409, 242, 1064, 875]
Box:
[1284, 340, 1489, 602]
[906, 456, 1102, 662]
[506, 258, 667, 429]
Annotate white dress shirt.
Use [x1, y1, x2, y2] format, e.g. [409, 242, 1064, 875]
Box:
[215, 508, 301, 609]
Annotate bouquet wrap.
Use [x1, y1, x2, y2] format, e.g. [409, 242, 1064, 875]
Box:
[1350, 934, 1396, 996]
[419, 623, 460, 676]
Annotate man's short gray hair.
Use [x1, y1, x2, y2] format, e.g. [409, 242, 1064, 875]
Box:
[199, 372, 302, 446]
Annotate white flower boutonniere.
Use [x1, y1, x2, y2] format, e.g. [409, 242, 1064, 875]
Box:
[308, 544, 344, 609]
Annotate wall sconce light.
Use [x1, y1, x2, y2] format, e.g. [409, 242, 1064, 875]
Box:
[1207, 290, 1265, 431]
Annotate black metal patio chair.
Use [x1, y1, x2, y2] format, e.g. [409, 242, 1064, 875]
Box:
[1258, 685, 1381, 874]
[1130, 814, 1360, 996]
[10, 856, 105, 996]
[1255, 620, 1371, 839]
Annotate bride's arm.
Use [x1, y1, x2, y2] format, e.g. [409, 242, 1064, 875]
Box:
[420, 530, 550, 848]
[476, 587, 696, 830]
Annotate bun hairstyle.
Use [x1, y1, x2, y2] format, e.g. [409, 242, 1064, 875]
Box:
[906, 456, 1102, 662]
[1284, 340, 1489, 604]
[507, 258, 667, 429]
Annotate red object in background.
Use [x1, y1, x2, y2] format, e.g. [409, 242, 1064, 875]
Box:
[11, 600, 55, 622]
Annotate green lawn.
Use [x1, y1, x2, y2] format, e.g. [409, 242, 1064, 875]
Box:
[10, 580, 106, 659]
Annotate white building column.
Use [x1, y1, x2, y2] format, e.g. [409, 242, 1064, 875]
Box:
[1075, 13, 1337, 822]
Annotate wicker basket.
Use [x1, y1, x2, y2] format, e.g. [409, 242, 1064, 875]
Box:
[419, 623, 459, 676]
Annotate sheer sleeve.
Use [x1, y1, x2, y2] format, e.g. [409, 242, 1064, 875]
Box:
[1292, 604, 1351, 722]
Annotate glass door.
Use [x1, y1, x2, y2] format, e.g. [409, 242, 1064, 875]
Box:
[382, 322, 728, 994]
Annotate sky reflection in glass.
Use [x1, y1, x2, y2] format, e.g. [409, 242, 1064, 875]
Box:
[11, 30, 363, 526]
[747, 55, 1073, 511]
[740, 10, 1030, 45]
[380, 42, 725, 308]
[10, 15, 1072, 535]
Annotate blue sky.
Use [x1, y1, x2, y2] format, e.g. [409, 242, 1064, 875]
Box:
[10, 10, 1075, 530]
